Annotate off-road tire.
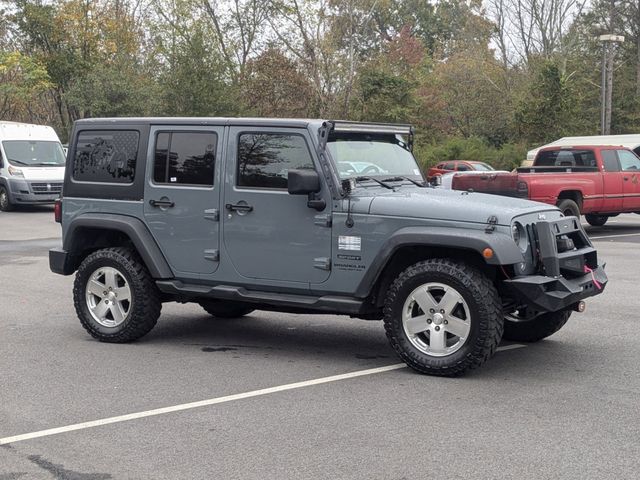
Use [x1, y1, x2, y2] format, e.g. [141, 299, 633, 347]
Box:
[383, 258, 503, 377]
[0, 186, 14, 212]
[557, 198, 581, 218]
[73, 247, 161, 342]
[585, 214, 608, 227]
[503, 310, 571, 342]
[199, 300, 254, 318]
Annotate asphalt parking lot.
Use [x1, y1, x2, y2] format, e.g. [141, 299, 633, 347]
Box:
[1, 208, 639, 479]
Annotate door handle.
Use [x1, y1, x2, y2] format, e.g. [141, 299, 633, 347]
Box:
[149, 199, 175, 208]
[225, 203, 253, 212]
[624, 177, 629, 181]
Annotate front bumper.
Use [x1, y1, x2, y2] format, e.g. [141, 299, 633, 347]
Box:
[503, 216, 607, 313]
[8, 178, 62, 204]
[503, 266, 607, 312]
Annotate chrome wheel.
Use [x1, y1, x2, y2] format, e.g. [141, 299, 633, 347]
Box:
[402, 282, 471, 357]
[85, 266, 132, 327]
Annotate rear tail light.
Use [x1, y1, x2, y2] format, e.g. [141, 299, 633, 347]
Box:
[54, 198, 62, 223]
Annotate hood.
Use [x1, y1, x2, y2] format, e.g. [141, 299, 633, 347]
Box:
[357, 187, 556, 225]
[16, 166, 65, 181]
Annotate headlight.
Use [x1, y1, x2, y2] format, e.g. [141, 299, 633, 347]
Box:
[511, 222, 528, 252]
[8, 165, 24, 177]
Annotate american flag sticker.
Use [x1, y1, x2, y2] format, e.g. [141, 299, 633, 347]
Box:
[338, 236, 361, 251]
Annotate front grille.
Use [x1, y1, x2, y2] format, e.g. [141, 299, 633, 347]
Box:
[30, 182, 62, 195]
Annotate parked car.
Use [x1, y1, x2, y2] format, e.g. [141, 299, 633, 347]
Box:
[452, 145, 640, 226]
[0, 121, 66, 211]
[526, 134, 640, 163]
[437, 169, 511, 190]
[49, 118, 607, 376]
[427, 160, 494, 182]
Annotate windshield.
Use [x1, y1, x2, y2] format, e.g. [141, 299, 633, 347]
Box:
[327, 132, 423, 180]
[2, 140, 66, 167]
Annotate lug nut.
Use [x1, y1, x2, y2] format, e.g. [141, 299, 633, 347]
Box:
[427, 319, 432, 324]
[429, 309, 435, 313]
[435, 326, 440, 331]
[103, 291, 107, 295]
[444, 320, 448, 324]
[440, 309, 444, 314]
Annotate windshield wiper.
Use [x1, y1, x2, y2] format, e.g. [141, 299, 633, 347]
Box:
[382, 176, 427, 187]
[354, 176, 395, 190]
[7, 158, 28, 166]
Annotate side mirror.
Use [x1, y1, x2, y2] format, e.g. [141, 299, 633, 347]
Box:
[288, 169, 321, 195]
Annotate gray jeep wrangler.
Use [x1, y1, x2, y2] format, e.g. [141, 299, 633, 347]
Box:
[49, 118, 608, 376]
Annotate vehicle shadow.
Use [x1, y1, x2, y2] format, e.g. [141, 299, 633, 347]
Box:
[0, 205, 54, 214]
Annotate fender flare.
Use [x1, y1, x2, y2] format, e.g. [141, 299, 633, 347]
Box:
[355, 226, 524, 297]
[64, 213, 173, 278]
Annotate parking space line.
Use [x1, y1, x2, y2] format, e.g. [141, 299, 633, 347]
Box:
[0, 344, 526, 446]
[590, 232, 640, 240]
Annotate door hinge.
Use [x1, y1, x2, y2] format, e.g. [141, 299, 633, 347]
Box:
[313, 257, 331, 270]
[204, 209, 219, 222]
[204, 249, 220, 261]
[314, 214, 332, 227]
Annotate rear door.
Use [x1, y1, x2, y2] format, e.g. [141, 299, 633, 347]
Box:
[222, 126, 332, 285]
[144, 126, 223, 279]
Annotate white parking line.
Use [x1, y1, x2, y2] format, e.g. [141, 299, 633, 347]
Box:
[590, 232, 640, 240]
[0, 344, 526, 446]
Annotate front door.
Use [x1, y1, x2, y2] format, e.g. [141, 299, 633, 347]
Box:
[144, 126, 223, 279]
[222, 127, 332, 285]
[617, 149, 640, 210]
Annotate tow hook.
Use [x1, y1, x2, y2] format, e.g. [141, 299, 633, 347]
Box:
[573, 301, 586, 313]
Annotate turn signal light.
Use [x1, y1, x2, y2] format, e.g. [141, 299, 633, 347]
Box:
[482, 248, 494, 259]
[54, 198, 62, 223]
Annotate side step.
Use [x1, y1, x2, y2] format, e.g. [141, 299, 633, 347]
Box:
[155, 280, 365, 315]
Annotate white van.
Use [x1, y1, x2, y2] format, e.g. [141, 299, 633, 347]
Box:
[0, 121, 66, 211]
[525, 134, 640, 165]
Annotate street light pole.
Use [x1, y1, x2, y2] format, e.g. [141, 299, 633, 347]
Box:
[599, 34, 625, 135]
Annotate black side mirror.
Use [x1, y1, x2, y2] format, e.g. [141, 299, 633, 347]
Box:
[288, 169, 321, 195]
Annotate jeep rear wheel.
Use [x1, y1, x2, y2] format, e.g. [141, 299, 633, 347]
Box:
[0, 186, 14, 212]
[383, 259, 503, 376]
[73, 247, 161, 342]
[503, 310, 571, 342]
[199, 300, 254, 318]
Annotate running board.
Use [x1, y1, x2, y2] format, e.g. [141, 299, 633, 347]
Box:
[155, 280, 365, 315]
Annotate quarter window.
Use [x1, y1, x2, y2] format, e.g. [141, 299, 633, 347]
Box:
[73, 130, 139, 183]
[237, 133, 314, 189]
[153, 132, 216, 186]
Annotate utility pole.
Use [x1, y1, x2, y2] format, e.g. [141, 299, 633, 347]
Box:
[599, 34, 624, 135]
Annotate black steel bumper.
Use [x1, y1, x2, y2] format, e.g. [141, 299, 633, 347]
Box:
[49, 248, 76, 275]
[503, 266, 607, 312]
[503, 216, 608, 313]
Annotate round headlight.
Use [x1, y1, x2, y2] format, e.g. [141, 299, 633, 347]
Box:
[511, 222, 528, 252]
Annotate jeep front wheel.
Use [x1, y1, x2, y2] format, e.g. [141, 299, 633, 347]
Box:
[503, 310, 571, 342]
[73, 247, 161, 342]
[199, 300, 254, 318]
[383, 259, 503, 376]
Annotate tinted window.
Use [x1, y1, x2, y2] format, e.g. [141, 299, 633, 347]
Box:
[154, 132, 216, 186]
[536, 150, 597, 168]
[73, 130, 138, 183]
[457, 163, 471, 171]
[617, 150, 640, 171]
[443, 162, 455, 170]
[237, 133, 314, 189]
[601, 150, 620, 172]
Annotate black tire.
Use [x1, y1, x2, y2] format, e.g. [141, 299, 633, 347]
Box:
[585, 214, 608, 227]
[557, 198, 581, 218]
[503, 310, 571, 342]
[383, 258, 503, 377]
[73, 247, 161, 342]
[199, 300, 254, 318]
[0, 186, 14, 212]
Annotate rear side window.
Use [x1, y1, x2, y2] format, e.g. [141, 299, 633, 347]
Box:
[443, 162, 455, 170]
[73, 130, 139, 183]
[457, 163, 471, 171]
[237, 133, 314, 189]
[601, 150, 620, 172]
[153, 132, 216, 186]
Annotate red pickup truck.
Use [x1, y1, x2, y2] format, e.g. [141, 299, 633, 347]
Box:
[451, 145, 640, 226]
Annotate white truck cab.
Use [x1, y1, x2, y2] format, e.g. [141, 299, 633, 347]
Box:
[0, 121, 66, 211]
